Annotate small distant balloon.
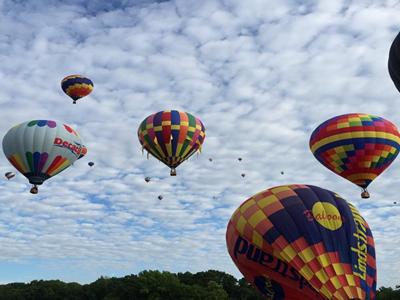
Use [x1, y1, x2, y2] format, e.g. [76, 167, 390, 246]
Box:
[209, 158, 213, 162]
[394, 201, 397, 204]
[88, 162, 94, 167]
[158, 195, 163, 200]
[145, 176, 151, 183]
[5, 172, 15, 180]
[280, 171, 284, 175]
[61, 75, 94, 104]
[241, 173, 246, 178]
[238, 157, 242, 161]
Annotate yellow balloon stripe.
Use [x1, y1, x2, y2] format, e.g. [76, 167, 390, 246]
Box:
[310, 131, 400, 153]
[9, 154, 28, 173]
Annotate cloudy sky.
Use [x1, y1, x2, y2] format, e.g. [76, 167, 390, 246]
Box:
[0, 0, 399, 289]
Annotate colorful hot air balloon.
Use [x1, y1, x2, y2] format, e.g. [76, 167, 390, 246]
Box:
[310, 113, 400, 198]
[226, 184, 377, 300]
[61, 75, 93, 104]
[2, 120, 85, 193]
[388, 31, 400, 94]
[138, 110, 206, 176]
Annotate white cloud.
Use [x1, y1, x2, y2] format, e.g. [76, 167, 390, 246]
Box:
[0, 0, 399, 290]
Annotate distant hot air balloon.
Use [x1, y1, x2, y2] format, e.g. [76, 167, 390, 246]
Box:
[388, 31, 400, 94]
[158, 195, 163, 200]
[88, 162, 94, 167]
[241, 173, 246, 178]
[238, 157, 242, 161]
[2, 120, 85, 193]
[226, 184, 377, 300]
[61, 75, 93, 104]
[280, 171, 284, 175]
[5, 172, 15, 180]
[138, 110, 206, 176]
[310, 113, 400, 198]
[209, 158, 213, 162]
[145, 176, 151, 183]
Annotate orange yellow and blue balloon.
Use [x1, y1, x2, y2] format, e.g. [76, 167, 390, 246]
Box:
[226, 184, 377, 300]
[310, 113, 400, 198]
[61, 75, 93, 104]
[2, 120, 86, 193]
[138, 110, 206, 176]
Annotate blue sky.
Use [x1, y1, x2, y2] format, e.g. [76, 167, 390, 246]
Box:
[0, 0, 399, 288]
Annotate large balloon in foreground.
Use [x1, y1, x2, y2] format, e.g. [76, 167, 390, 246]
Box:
[388, 31, 400, 93]
[310, 113, 400, 198]
[227, 184, 377, 300]
[138, 110, 206, 176]
[2, 120, 85, 193]
[61, 75, 93, 104]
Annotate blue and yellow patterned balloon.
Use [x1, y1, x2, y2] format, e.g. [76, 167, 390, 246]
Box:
[61, 75, 93, 104]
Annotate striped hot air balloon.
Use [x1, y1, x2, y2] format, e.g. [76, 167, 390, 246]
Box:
[137, 110, 206, 176]
[309, 113, 400, 198]
[2, 120, 85, 193]
[226, 184, 377, 300]
[61, 75, 93, 104]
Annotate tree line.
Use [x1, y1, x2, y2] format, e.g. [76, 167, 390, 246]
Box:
[0, 270, 397, 299]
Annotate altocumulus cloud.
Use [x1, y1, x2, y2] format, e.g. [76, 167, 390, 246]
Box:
[0, 0, 399, 287]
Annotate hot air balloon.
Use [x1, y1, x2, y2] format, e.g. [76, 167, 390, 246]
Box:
[61, 75, 93, 104]
[238, 157, 242, 161]
[2, 120, 85, 194]
[209, 158, 213, 162]
[226, 184, 377, 300]
[158, 195, 163, 200]
[4, 172, 15, 180]
[88, 162, 94, 167]
[145, 176, 151, 183]
[280, 171, 284, 175]
[138, 110, 206, 176]
[310, 113, 400, 198]
[241, 173, 246, 178]
[388, 31, 400, 94]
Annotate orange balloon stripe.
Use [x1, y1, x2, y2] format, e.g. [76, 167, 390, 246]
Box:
[8, 154, 28, 174]
[45, 156, 67, 175]
[48, 159, 70, 176]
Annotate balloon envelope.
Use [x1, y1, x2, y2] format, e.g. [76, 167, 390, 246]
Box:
[2, 120, 84, 190]
[226, 184, 376, 300]
[138, 110, 206, 175]
[61, 75, 93, 103]
[310, 113, 400, 195]
[388, 31, 400, 93]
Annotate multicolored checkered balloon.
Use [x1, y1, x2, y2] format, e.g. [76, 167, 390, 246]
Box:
[137, 110, 205, 176]
[226, 184, 377, 300]
[309, 113, 400, 198]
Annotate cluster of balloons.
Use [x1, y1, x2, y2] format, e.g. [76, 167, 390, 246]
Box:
[2, 78, 207, 196]
[226, 31, 400, 300]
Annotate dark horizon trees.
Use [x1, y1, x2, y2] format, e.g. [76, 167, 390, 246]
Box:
[0, 270, 397, 300]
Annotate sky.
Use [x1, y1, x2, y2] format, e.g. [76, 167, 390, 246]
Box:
[0, 0, 399, 289]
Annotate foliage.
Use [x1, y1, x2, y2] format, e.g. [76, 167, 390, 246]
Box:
[0, 270, 397, 299]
